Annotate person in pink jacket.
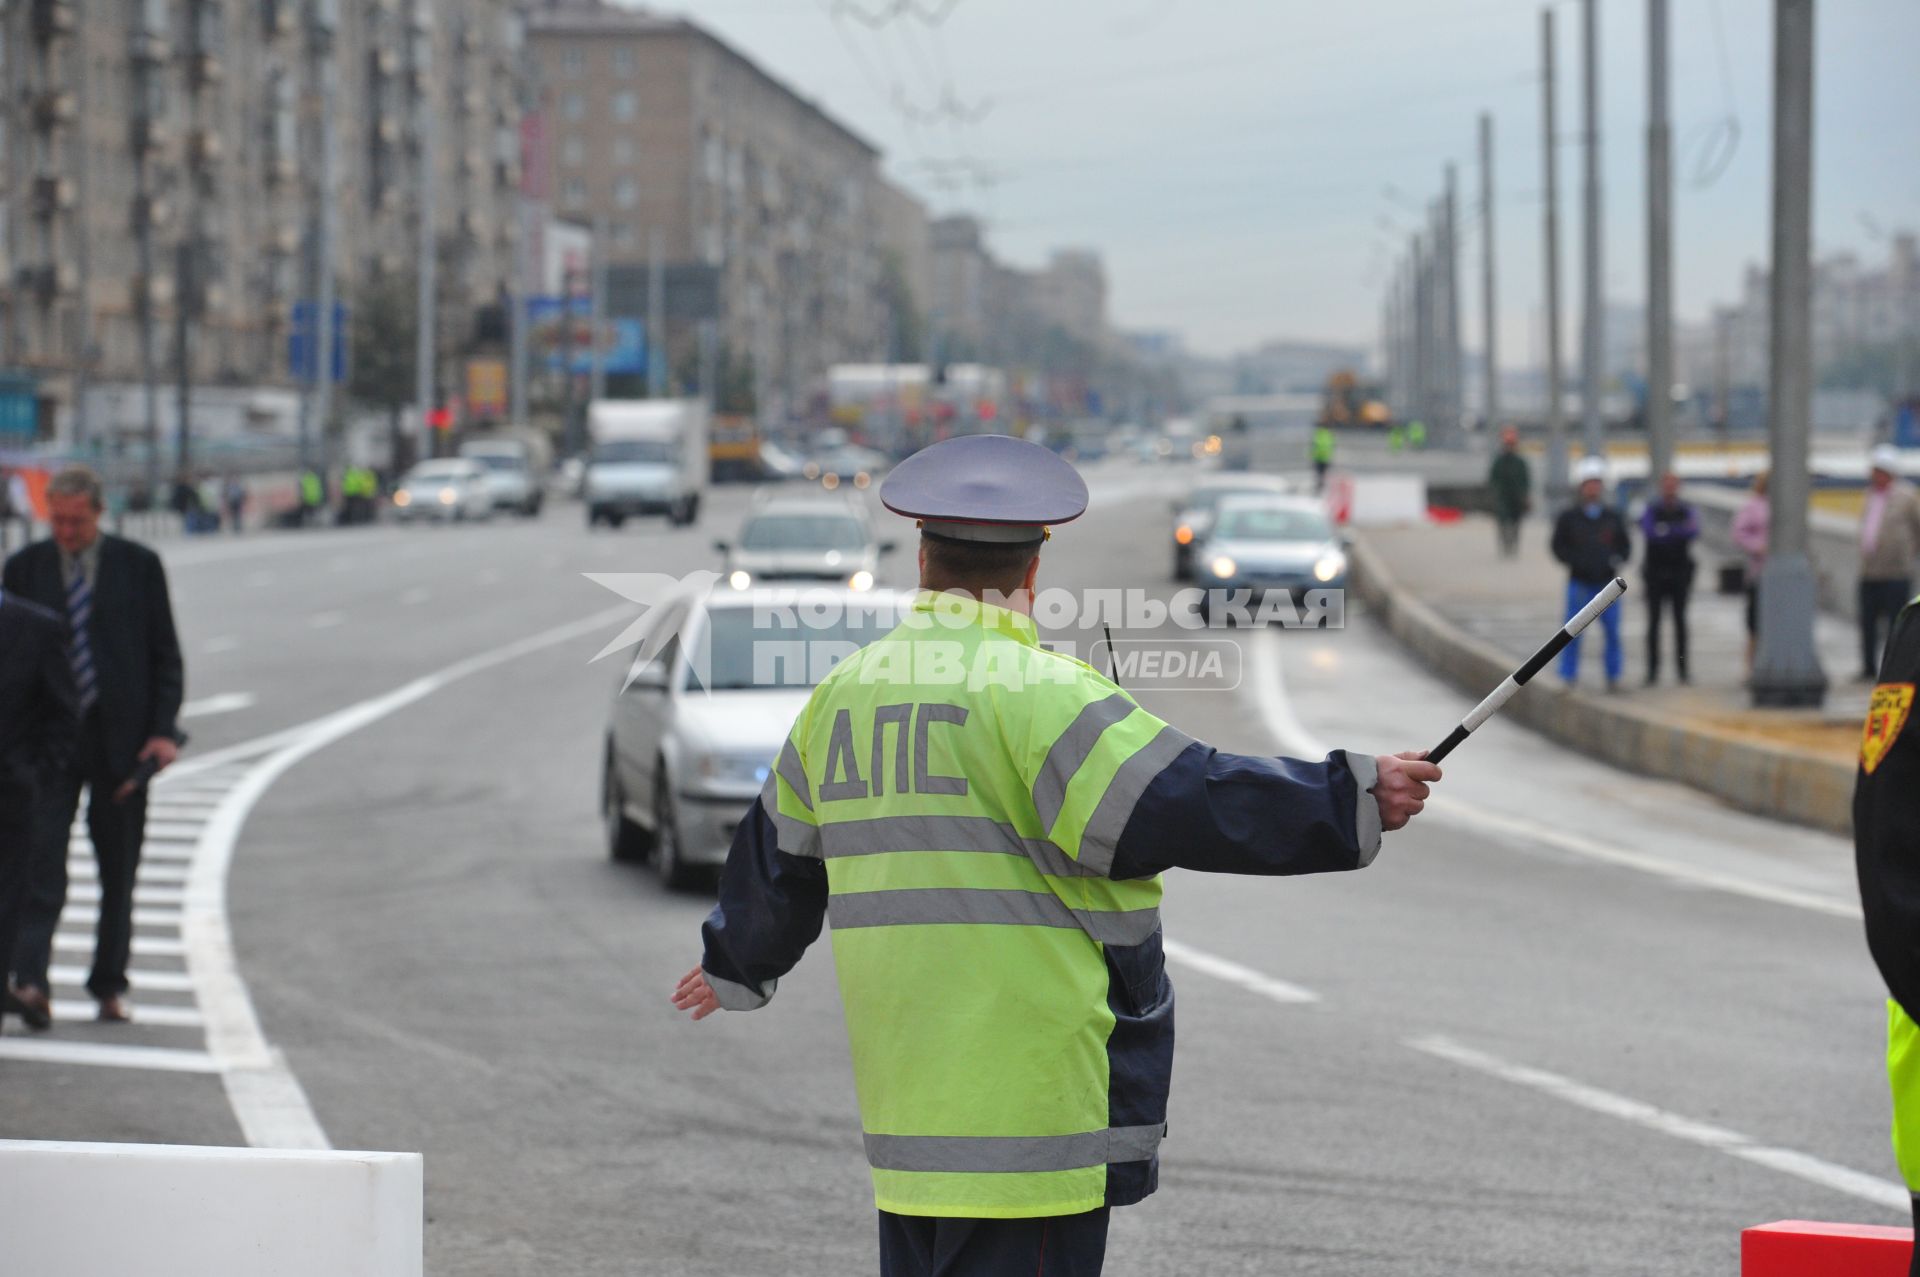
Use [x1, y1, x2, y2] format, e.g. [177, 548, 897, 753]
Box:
[1730, 471, 1770, 680]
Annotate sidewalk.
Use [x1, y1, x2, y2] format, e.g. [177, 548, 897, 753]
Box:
[1353, 513, 1867, 833]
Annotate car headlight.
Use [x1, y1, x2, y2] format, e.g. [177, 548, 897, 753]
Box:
[1210, 555, 1236, 579]
[853, 471, 871, 488]
[1175, 524, 1193, 545]
[849, 570, 874, 592]
[695, 753, 772, 787]
[728, 570, 751, 590]
[803, 462, 820, 479]
[1313, 552, 1347, 583]
[822, 473, 840, 490]
[438, 488, 457, 505]
[393, 490, 411, 507]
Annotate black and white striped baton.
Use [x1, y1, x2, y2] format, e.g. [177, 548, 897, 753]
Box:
[1426, 576, 1628, 763]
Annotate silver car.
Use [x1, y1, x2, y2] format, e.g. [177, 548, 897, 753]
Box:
[713, 494, 895, 593]
[391, 459, 493, 523]
[1193, 494, 1348, 622]
[1170, 472, 1297, 580]
[601, 586, 909, 888]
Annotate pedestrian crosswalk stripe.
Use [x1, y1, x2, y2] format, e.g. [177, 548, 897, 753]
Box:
[57, 907, 182, 930]
[47, 1000, 205, 1028]
[0, 1039, 219, 1074]
[49, 964, 193, 993]
[54, 933, 185, 958]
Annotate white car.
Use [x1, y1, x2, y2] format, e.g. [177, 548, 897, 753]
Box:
[391, 459, 493, 523]
[459, 441, 543, 516]
[713, 493, 894, 592]
[601, 586, 908, 888]
[1170, 472, 1299, 580]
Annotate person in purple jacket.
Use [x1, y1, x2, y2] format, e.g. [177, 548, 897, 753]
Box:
[1639, 470, 1700, 684]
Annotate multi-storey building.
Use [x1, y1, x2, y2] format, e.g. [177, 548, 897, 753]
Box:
[526, 0, 892, 418]
[0, 0, 529, 451]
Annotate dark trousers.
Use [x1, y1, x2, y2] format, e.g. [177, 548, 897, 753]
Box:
[12, 712, 148, 999]
[1644, 575, 1692, 680]
[1861, 577, 1912, 677]
[1495, 515, 1522, 558]
[878, 1208, 1110, 1277]
[0, 798, 35, 998]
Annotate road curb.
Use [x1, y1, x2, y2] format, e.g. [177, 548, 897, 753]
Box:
[1348, 533, 1856, 835]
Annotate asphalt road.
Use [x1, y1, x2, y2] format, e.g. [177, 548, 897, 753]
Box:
[1, 463, 1904, 1275]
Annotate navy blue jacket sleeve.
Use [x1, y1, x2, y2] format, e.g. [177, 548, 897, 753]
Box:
[1107, 743, 1380, 879]
[699, 802, 828, 1010]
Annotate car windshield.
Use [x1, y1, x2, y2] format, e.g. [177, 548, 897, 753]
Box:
[691, 601, 902, 691]
[596, 439, 676, 465]
[740, 513, 869, 552]
[406, 464, 469, 484]
[1190, 486, 1278, 513]
[466, 452, 523, 472]
[1214, 507, 1331, 541]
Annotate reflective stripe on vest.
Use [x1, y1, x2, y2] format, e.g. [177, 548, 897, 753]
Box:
[830, 886, 1161, 946]
[864, 1123, 1166, 1174]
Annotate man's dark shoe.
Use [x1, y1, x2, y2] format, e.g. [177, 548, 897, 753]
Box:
[7, 983, 52, 1031]
[95, 995, 132, 1024]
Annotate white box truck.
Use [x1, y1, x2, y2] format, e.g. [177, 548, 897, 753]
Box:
[584, 399, 708, 528]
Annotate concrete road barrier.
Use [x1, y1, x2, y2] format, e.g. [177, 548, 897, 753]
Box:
[0, 1140, 422, 1276]
[1349, 533, 1857, 834]
[1741, 1220, 1913, 1275]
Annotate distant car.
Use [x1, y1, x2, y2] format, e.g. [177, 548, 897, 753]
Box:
[602, 586, 909, 887]
[758, 440, 808, 481]
[802, 445, 889, 491]
[1170, 473, 1299, 580]
[714, 494, 894, 592]
[1192, 494, 1347, 622]
[459, 440, 543, 516]
[390, 459, 493, 523]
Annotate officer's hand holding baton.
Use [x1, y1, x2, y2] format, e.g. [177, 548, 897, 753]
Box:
[1372, 750, 1441, 830]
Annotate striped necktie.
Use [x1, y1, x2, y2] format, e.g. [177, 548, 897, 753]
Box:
[67, 566, 99, 713]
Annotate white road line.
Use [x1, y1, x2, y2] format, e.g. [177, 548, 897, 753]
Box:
[49, 999, 204, 1028]
[307, 610, 345, 629]
[180, 692, 257, 719]
[0, 1039, 219, 1074]
[67, 883, 185, 905]
[57, 907, 181, 930]
[1409, 1034, 1911, 1212]
[144, 821, 210, 841]
[182, 602, 633, 1149]
[1162, 938, 1320, 1005]
[1248, 628, 1861, 921]
[54, 934, 184, 958]
[51, 964, 193, 993]
[66, 863, 190, 886]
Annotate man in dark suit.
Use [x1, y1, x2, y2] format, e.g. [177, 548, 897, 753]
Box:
[2, 466, 184, 1025]
[0, 587, 79, 1029]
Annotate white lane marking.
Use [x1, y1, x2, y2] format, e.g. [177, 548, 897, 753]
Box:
[202, 636, 241, 654]
[1163, 938, 1320, 1005]
[399, 586, 432, 605]
[67, 883, 186, 905]
[181, 692, 257, 719]
[49, 999, 204, 1028]
[182, 602, 633, 1149]
[51, 964, 193, 993]
[1248, 628, 1861, 920]
[1409, 1034, 1911, 1212]
[307, 610, 345, 629]
[55, 934, 183, 958]
[57, 907, 182, 930]
[0, 1039, 219, 1074]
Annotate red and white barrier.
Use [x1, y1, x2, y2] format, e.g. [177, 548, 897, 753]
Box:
[1742, 1220, 1914, 1276]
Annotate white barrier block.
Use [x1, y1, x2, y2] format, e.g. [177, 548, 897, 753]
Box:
[0, 1140, 423, 1276]
[1347, 474, 1429, 525]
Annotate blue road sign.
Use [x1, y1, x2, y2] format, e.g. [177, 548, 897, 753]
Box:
[289, 300, 348, 384]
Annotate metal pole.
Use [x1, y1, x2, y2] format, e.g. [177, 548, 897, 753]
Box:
[588, 217, 607, 402]
[1751, 0, 1825, 707]
[1646, 0, 1675, 483]
[174, 239, 192, 480]
[413, 0, 437, 460]
[1480, 112, 1499, 436]
[312, 16, 337, 477]
[1542, 7, 1568, 497]
[509, 195, 529, 426]
[1580, 0, 1604, 458]
[70, 0, 91, 450]
[1443, 163, 1462, 444]
[648, 226, 666, 398]
[132, 7, 161, 500]
[1411, 233, 1429, 429]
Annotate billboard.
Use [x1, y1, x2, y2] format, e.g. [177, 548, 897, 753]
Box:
[526, 297, 647, 376]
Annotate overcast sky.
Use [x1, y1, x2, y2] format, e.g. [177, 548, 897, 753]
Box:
[648, 0, 1920, 362]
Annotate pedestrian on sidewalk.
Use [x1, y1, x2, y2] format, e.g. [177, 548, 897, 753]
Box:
[1487, 426, 1531, 557]
[222, 473, 247, 534]
[1859, 445, 1920, 680]
[0, 586, 78, 1031]
[1638, 470, 1700, 685]
[1, 466, 185, 1027]
[1550, 456, 1631, 691]
[1731, 471, 1770, 680]
[1851, 592, 1920, 1274]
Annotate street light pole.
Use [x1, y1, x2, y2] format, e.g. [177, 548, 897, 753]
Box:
[1579, 0, 1605, 460]
[1542, 6, 1568, 498]
[1751, 0, 1825, 708]
[1646, 0, 1675, 483]
[1479, 112, 1499, 437]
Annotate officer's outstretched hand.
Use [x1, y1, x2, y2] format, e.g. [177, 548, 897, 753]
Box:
[671, 965, 721, 1021]
[1371, 750, 1441, 832]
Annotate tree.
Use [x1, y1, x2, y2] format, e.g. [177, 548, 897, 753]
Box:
[348, 274, 416, 471]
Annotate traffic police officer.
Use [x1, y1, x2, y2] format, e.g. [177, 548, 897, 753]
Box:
[1854, 593, 1920, 1274]
[672, 435, 1442, 1275]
